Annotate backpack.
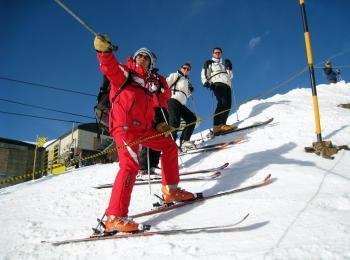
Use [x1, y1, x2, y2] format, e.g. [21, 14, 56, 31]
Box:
[94, 68, 163, 138]
[95, 75, 111, 138]
[94, 74, 132, 138]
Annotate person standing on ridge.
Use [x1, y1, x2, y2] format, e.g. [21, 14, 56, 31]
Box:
[94, 34, 196, 233]
[323, 60, 341, 84]
[167, 62, 197, 151]
[201, 47, 233, 135]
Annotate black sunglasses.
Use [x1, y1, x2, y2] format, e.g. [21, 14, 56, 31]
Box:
[137, 53, 150, 60]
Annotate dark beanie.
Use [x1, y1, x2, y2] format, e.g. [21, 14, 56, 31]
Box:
[182, 62, 191, 69]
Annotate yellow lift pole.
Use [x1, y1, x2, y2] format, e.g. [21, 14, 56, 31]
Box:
[299, 0, 322, 142]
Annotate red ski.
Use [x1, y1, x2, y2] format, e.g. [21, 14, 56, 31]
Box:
[43, 213, 249, 246]
[131, 174, 272, 218]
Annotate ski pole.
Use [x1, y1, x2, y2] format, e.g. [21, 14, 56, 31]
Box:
[53, 0, 118, 50]
[146, 147, 152, 196]
[159, 107, 184, 166]
[190, 96, 205, 142]
[232, 87, 240, 122]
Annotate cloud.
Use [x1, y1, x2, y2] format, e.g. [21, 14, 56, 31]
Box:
[249, 37, 262, 49]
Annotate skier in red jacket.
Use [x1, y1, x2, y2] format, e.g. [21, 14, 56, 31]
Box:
[94, 35, 195, 233]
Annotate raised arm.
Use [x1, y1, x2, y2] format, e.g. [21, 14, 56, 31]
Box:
[94, 35, 128, 91]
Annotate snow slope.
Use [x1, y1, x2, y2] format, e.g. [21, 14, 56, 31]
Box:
[1, 82, 350, 259]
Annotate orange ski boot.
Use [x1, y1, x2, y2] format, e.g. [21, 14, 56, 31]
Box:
[161, 185, 196, 204]
[213, 124, 223, 135]
[221, 124, 233, 131]
[104, 215, 143, 233]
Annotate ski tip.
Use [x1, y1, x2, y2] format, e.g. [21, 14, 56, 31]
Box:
[223, 162, 230, 168]
[211, 171, 222, 178]
[264, 174, 272, 182]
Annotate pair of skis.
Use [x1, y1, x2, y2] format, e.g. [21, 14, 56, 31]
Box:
[45, 213, 250, 246]
[44, 174, 272, 245]
[214, 117, 273, 136]
[180, 136, 246, 155]
[191, 117, 273, 142]
[94, 162, 230, 189]
[181, 117, 273, 152]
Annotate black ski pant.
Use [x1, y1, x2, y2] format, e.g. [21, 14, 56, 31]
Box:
[139, 147, 161, 171]
[213, 82, 232, 126]
[139, 106, 169, 171]
[167, 98, 196, 142]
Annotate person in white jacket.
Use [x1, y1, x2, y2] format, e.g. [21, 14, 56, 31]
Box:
[166, 63, 197, 150]
[201, 47, 233, 135]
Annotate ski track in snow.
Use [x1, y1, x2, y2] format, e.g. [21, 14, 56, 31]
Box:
[1, 82, 350, 259]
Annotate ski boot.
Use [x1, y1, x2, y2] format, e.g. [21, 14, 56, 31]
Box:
[104, 215, 149, 233]
[161, 185, 197, 204]
[180, 140, 196, 152]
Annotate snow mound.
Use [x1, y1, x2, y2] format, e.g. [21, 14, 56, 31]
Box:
[1, 82, 349, 259]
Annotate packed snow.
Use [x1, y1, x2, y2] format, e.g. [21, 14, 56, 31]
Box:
[1, 82, 349, 259]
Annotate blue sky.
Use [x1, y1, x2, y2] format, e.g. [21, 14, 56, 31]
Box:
[1, 0, 350, 142]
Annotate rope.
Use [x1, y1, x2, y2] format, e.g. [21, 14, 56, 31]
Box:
[1, 66, 309, 185]
[4, 47, 350, 185]
[314, 65, 350, 69]
[243, 66, 308, 104]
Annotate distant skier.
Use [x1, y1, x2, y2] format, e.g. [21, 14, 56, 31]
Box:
[166, 62, 197, 151]
[201, 47, 234, 135]
[323, 60, 340, 83]
[93, 34, 195, 233]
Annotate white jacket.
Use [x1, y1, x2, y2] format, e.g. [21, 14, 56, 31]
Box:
[201, 57, 233, 87]
[166, 71, 192, 105]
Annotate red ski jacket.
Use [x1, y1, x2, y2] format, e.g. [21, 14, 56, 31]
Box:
[97, 53, 171, 136]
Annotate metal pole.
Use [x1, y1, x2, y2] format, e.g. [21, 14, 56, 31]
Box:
[232, 88, 240, 122]
[146, 147, 152, 195]
[159, 107, 184, 166]
[299, 0, 322, 142]
[53, 0, 118, 50]
[32, 136, 38, 180]
[54, 0, 98, 36]
[189, 96, 205, 142]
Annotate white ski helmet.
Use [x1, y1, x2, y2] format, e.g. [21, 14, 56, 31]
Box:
[133, 47, 157, 69]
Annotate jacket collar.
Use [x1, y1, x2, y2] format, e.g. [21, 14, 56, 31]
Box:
[177, 70, 188, 78]
[211, 57, 222, 63]
[126, 57, 148, 76]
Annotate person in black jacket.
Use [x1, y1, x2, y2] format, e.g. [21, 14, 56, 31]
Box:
[323, 60, 340, 83]
[166, 63, 197, 151]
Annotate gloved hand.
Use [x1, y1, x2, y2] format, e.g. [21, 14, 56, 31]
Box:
[94, 34, 113, 53]
[204, 81, 214, 90]
[225, 59, 232, 70]
[156, 122, 173, 137]
[188, 82, 194, 94]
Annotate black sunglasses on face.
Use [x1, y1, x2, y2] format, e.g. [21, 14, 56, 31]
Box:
[137, 53, 150, 60]
[182, 67, 191, 71]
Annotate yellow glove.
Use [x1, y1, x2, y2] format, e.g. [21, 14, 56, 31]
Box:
[94, 34, 112, 53]
[156, 122, 173, 137]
